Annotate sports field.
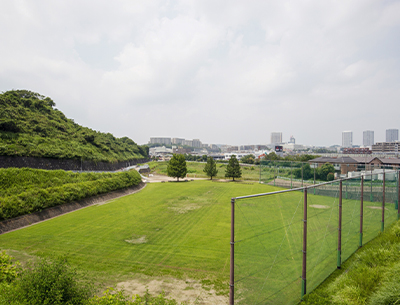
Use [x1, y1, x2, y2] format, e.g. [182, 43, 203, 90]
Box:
[0, 180, 394, 304]
[0, 181, 280, 301]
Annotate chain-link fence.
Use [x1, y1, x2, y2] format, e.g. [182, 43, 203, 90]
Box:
[230, 170, 400, 305]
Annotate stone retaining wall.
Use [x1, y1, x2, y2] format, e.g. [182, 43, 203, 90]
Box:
[0, 155, 150, 171]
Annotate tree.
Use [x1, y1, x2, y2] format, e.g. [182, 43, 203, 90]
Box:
[318, 163, 335, 181]
[225, 155, 242, 181]
[203, 157, 218, 180]
[240, 154, 255, 164]
[167, 154, 187, 181]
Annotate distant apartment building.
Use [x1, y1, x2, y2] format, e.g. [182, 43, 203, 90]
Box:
[192, 139, 202, 148]
[372, 142, 399, 153]
[342, 131, 353, 147]
[289, 135, 295, 144]
[149, 137, 171, 145]
[386, 129, 399, 142]
[271, 132, 282, 144]
[171, 138, 185, 145]
[363, 130, 374, 146]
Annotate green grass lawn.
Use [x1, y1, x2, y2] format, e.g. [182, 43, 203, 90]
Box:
[0, 180, 395, 304]
[0, 181, 279, 296]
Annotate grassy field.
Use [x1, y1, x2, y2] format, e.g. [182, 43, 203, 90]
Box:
[0, 181, 280, 298]
[0, 179, 396, 304]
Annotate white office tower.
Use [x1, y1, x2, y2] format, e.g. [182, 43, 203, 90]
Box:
[342, 131, 353, 147]
[271, 132, 282, 144]
[386, 129, 399, 142]
[363, 130, 374, 146]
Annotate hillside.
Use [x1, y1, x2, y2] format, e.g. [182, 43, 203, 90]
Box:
[0, 90, 148, 163]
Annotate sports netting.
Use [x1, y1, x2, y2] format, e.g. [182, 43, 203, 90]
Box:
[232, 170, 399, 305]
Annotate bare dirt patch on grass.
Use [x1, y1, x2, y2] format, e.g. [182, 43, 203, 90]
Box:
[367, 206, 388, 210]
[309, 204, 330, 209]
[117, 277, 228, 305]
[168, 204, 201, 214]
[125, 235, 147, 244]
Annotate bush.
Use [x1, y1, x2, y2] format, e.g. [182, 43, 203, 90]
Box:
[327, 173, 334, 181]
[0, 169, 142, 220]
[15, 257, 93, 305]
[0, 251, 20, 283]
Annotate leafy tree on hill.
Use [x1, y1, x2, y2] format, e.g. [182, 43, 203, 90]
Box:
[225, 155, 242, 181]
[167, 154, 187, 181]
[203, 157, 218, 180]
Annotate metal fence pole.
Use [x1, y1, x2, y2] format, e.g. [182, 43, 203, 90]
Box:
[230, 198, 235, 305]
[301, 188, 308, 299]
[337, 180, 342, 269]
[313, 165, 316, 195]
[360, 176, 364, 248]
[259, 163, 261, 184]
[398, 170, 400, 220]
[381, 173, 385, 232]
[371, 167, 373, 202]
[301, 163, 304, 188]
[291, 162, 293, 189]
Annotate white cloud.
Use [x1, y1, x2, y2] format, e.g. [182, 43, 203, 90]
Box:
[0, 0, 399, 146]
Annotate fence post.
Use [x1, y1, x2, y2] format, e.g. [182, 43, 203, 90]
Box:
[230, 198, 235, 305]
[259, 163, 261, 184]
[291, 162, 293, 189]
[313, 165, 316, 195]
[360, 176, 364, 248]
[398, 170, 400, 220]
[381, 173, 385, 232]
[301, 188, 308, 299]
[301, 163, 304, 188]
[337, 180, 342, 269]
[370, 167, 373, 202]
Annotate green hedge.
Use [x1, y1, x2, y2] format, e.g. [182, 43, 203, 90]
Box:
[0, 169, 141, 220]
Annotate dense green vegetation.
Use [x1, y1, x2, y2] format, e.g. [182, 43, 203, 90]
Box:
[0, 168, 142, 220]
[0, 252, 180, 304]
[0, 90, 148, 162]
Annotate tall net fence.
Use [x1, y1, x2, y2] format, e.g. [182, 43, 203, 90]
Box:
[231, 170, 400, 305]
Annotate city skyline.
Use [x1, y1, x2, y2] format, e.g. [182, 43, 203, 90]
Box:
[150, 127, 399, 148]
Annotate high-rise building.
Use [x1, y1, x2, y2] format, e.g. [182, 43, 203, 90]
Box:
[386, 129, 399, 142]
[342, 131, 353, 147]
[289, 135, 295, 144]
[363, 130, 374, 146]
[271, 132, 282, 144]
[149, 137, 171, 145]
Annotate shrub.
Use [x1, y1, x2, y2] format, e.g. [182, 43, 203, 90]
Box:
[0, 251, 20, 283]
[12, 256, 94, 305]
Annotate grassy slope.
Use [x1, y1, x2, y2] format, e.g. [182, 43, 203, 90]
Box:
[0, 90, 147, 162]
[303, 220, 400, 305]
[0, 168, 142, 220]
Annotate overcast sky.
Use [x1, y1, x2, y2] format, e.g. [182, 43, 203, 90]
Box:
[1, 1, 399, 147]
